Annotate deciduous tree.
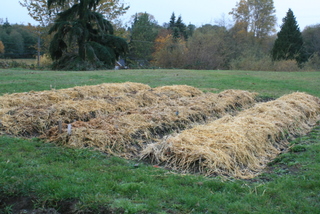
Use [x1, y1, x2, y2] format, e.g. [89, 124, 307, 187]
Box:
[230, 0, 276, 39]
[0, 41, 5, 55]
[186, 26, 231, 69]
[152, 34, 187, 68]
[302, 24, 320, 57]
[20, 0, 129, 26]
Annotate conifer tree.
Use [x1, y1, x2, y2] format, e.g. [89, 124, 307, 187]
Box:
[128, 12, 159, 66]
[176, 16, 188, 40]
[271, 9, 307, 65]
[47, 0, 128, 70]
[167, 13, 188, 40]
[169, 13, 176, 29]
[2, 18, 12, 34]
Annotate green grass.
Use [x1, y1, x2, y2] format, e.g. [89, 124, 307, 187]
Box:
[1, 127, 319, 213]
[0, 69, 319, 97]
[0, 69, 319, 213]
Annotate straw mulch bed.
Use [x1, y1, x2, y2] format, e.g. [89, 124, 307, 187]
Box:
[140, 92, 320, 179]
[44, 89, 257, 157]
[0, 83, 257, 158]
[0, 83, 201, 136]
[0, 82, 151, 109]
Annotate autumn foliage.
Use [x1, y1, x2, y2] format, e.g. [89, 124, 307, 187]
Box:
[0, 41, 4, 54]
[2, 0, 320, 70]
[152, 33, 187, 68]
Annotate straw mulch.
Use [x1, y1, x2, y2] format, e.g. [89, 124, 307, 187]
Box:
[0, 82, 151, 109]
[0, 82, 258, 158]
[44, 89, 257, 157]
[140, 92, 320, 179]
[0, 83, 204, 136]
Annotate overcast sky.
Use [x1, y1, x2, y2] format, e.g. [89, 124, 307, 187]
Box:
[1, 0, 319, 31]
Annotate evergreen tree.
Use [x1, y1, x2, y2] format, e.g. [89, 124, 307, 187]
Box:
[271, 9, 307, 65]
[167, 13, 188, 40]
[47, 0, 128, 70]
[169, 13, 176, 29]
[16, 25, 38, 57]
[176, 16, 188, 40]
[10, 30, 24, 55]
[2, 18, 12, 34]
[128, 12, 159, 67]
[186, 24, 196, 38]
[172, 27, 180, 41]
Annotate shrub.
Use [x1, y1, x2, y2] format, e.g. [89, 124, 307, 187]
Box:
[36, 54, 52, 67]
[229, 54, 274, 71]
[272, 60, 301, 71]
[303, 53, 320, 71]
[0, 60, 35, 69]
[230, 53, 304, 72]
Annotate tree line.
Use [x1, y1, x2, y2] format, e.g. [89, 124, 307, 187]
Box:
[0, 19, 38, 58]
[128, 5, 320, 71]
[1, 0, 320, 70]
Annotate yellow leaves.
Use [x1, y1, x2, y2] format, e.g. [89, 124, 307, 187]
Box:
[20, 0, 129, 26]
[0, 41, 5, 54]
[96, 0, 129, 20]
[230, 0, 276, 38]
[230, 0, 250, 19]
[152, 33, 188, 68]
[154, 34, 172, 52]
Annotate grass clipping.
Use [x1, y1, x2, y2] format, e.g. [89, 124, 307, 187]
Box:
[140, 92, 320, 179]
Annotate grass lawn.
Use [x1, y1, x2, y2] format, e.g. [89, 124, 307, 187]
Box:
[0, 69, 319, 97]
[0, 69, 319, 213]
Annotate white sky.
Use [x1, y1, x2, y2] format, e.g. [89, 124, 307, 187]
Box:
[1, 0, 320, 31]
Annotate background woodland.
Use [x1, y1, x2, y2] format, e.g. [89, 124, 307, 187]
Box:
[0, 0, 320, 71]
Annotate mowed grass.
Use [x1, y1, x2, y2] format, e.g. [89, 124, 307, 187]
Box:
[0, 69, 320, 213]
[0, 69, 319, 97]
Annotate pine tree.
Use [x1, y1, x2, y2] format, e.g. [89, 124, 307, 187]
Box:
[167, 13, 188, 40]
[271, 9, 307, 65]
[169, 13, 176, 29]
[176, 16, 188, 40]
[2, 18, 12, 34]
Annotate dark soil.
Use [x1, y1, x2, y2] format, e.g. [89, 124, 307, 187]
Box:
[0, 195, 128, 214]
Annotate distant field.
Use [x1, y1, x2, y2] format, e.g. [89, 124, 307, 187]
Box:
[0, 58, 36, 65]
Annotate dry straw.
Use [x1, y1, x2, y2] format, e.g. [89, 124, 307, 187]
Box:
[0, 82, 257, 159]
[0, 82, 151, 136]
[0, 82, 150, 109]
[140, 92, 320, 179]
[45, 89, 257, 157]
